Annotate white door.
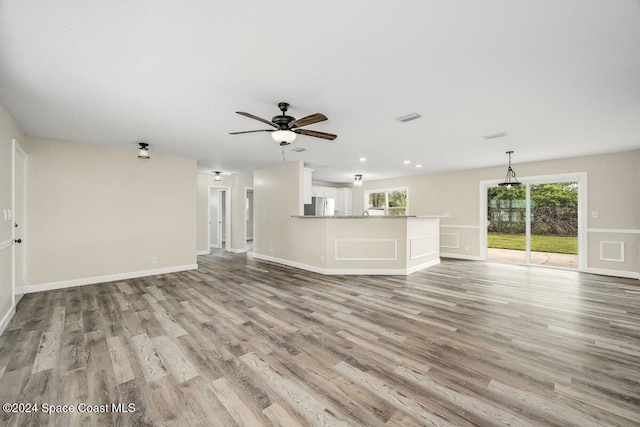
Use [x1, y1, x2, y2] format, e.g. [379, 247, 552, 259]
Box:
[13, 144, 26, 299]
[219, 190, 227, 249]
[208, 187, 231, 251]
[209, 188, 220, 248]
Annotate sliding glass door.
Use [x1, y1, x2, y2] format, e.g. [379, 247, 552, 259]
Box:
[529, 182, 578, 268]
[487, 185, 527, 263]
[485, 178, 580, 269]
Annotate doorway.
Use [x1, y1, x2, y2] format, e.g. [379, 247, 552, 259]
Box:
[482, 173, 586, 270]
[245, 188, 253, 252]
[13, 140, 26, 300]
[208, 187, 231, 251]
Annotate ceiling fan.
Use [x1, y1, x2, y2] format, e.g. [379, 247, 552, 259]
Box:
[230, 102, 337, 146]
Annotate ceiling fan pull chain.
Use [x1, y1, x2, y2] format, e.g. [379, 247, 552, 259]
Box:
[282, 146, 286, 162]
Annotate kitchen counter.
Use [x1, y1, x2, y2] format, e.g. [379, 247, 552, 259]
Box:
[292, 215, 448, 219]
[253, 215, 441, 275]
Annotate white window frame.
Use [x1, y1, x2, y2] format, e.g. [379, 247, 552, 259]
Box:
[364, 187, 409, 216]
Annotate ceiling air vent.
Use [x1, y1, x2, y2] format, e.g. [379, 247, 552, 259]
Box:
[397, 113, 422, 123]
[291, 147, 306, 152]
[483, 131, 509, 140]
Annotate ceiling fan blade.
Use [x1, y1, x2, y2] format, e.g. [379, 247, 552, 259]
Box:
[229, 129, 273, 135]
[236, 112, 278, 128]
[294, 128, 337, 140]
[289, 113, 327, 129]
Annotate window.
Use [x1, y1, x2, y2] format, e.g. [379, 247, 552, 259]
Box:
[365, 188, 408, 216]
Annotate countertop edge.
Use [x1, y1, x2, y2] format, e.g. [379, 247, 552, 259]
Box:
[291, 215, 448, 219]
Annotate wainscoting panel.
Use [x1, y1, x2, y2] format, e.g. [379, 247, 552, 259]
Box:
[335, 239, 398, 261]
[600, 241, 625, 262]
[440, 233, 459, 249]
[410, 236, 438, 260]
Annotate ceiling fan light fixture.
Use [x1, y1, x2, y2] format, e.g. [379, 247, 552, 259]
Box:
[271, 130, 297, 144]
[498, 151, 521, 188]
[354, 174, 363, 187]
[137, 142, 150, 159]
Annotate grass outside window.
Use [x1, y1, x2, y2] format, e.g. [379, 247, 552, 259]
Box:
[488, 233, 578, 255]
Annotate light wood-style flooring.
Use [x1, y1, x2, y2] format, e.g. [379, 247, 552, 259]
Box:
[1, 252, 639, 426]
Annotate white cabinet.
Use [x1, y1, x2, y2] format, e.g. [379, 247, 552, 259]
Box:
[312, 185, 337, 198]
[335, 188, 353, 216]
[303, 168, 313, 204]
[324, 187, 337, 200]
[312, 186, 324, 197]
[312, 186, 352, 215]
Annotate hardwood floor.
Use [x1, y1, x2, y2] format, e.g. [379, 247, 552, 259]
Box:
[1, 252, 639, 426]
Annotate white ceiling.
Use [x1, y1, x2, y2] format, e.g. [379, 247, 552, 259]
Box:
[1, 1, 639, 183]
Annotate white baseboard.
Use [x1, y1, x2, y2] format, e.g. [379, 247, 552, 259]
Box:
[0, 305, 16, 336]
[407, 259, 441, 274]
[197, 250, 210, 255]
[251, 253, 439, 276]
[25, 264, 199, 293]
[227, 248, 247, 254]
[251, 253, 326, 274]
[585, 267, 639, 280]
[440, 253, 482, 261]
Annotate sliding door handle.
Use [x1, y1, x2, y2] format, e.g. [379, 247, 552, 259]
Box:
[14, 239, 21, 244]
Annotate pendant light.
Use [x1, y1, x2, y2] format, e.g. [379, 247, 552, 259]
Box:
[353, 174, 363, 187]
[498, 151, 521, 188]
[137, 142, 150, 159]
[213, 171, 222, 181]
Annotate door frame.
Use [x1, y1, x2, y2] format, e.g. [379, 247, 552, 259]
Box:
[208, 185, 231, 251]
[12, 139, 27, 301]
[479, 172, 587, 271]
[244, 186, 253, 252]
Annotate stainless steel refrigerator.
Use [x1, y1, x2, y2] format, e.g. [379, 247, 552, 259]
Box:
[304, 197, 335, 216]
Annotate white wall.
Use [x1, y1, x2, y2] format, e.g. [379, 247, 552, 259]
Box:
[253, 161, 306, 258]
[24, 137, 198, 290]
[352, 150, 640, 277]
[0, 100, 27, 333]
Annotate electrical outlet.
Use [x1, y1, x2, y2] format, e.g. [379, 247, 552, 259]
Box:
[320, 255, 325, 262]
[151, 256, 158, 264]
[270, 246, 274, 253]
[592, 211, 599, 218]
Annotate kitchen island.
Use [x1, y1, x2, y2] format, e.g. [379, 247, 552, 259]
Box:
[253, 215, 442, 275]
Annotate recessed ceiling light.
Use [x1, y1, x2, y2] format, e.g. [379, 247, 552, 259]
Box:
[403, 160, 411, 164]
[359, 157, 367, 162]
[416, 164, 423, 168]
[397, 113, 422, 123]
[483, 131, 509, 139]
